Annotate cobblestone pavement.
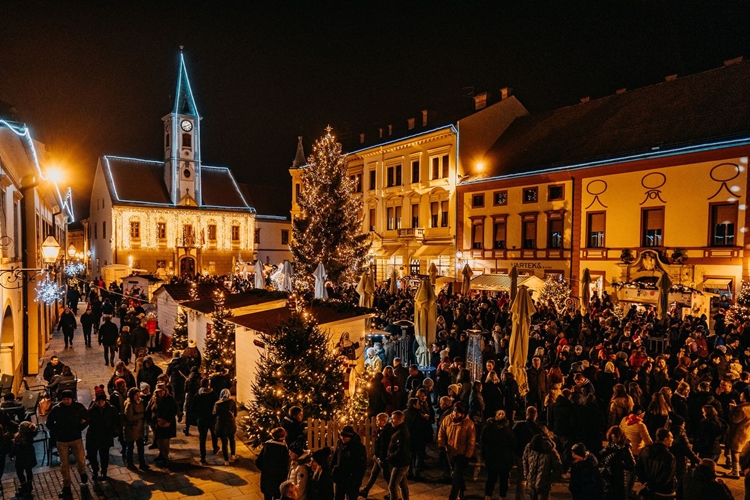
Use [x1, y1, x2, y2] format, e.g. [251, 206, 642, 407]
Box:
[4, 307, 746, 499]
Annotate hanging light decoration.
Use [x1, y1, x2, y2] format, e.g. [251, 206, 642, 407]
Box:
[34, 276, 64, 305]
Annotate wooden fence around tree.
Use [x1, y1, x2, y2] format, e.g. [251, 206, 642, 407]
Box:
[307, 417, 378, 458]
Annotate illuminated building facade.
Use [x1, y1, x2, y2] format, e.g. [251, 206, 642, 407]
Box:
[89, 53, 255, 278]
[458, 59, 750, 300]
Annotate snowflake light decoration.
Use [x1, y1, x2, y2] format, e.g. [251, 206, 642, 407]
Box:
[34, 277, 64, 305]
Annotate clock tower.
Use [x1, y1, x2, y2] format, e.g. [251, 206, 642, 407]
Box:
[163, 51, 201, 206]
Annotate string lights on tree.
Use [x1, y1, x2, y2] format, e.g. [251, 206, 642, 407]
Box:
[538, 275, 572, 312]
[170, 309, 189, 353]
[291, 127, 370, 290]
[203, 291, 236, 372]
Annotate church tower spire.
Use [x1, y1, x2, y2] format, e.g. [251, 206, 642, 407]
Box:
[163, 48, 201, 206]
[291, 136, 306, 168]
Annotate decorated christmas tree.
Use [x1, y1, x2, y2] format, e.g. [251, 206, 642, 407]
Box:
[335, 366, 374, 424]
[736, 280, 750, 307]
[203, 291, 236, 373]
[170, 309, 189, 353]
[291, 127, 370, 289]
[244, 311, 346, 447]
[537, 276, 571, 312]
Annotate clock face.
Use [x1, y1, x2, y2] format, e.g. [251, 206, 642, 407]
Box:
[183, 168, 191, 179]
[181, 120, 193, 132]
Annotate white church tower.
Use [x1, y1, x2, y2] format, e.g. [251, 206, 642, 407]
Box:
[163, 50, 201, 206]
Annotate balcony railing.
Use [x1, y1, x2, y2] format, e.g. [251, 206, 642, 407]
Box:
[397, 228, 425, 239]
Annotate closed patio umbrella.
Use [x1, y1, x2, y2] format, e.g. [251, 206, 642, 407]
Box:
[510, 265, 518, 302]
[365, 272, 376, 308]
[254, 259, 265, 290]
[429, 262, 438, 286]
[657, 272, 672, 322]
[461, 263, 472, 296]
[414, 278, 437, 367]
[282, 260, 294, 292]
[509, 284, 535, 397]
[389, 269, 398, 295]
[313, 262, 328, 299]
[581, 268, 592, 314]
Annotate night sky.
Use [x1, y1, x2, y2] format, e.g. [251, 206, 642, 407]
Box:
[1, 1, 748, 222]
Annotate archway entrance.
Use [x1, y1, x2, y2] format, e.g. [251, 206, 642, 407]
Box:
[1, 306, 15, 381]
[180, 257, 196, 277]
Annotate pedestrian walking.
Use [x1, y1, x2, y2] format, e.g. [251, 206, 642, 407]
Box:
[86, 392, 119, 479]
[387, 410, 411, 500]
[726, 387, 750, 478]
[257, 427, 290, 500]
[58, 305, 78, 349]
[183, 366, 202, 436]
[99, 315, 119, 366]
[437, 402, 476, 500]
[81, 306, 95, 347]
[481, 409, 516, 500]
[45, 389, 90, 497]
[213, 388, 237, 465]
[599, 426, 636, 500]
[118, 326, 133, 365]
[123, 387, 148, 469]
[166, 352, 188, 421]
[193, 378, 219, 464]
[308, 447, 334, 500]
[636, 428, 677, 499]
[522, 433, 562, 500]
[149, 382, 178, 464]
[11, 421, 37, 498]
[332, 425, 367, 500]
[569, 443, 605, 500]
[359, 412, 392, 499]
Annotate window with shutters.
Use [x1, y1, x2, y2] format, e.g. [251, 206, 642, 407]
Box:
[521, 213, 538, 249]
[471, 218, 484, 249]
[130, 221, 140, 239]
[492, 217, 507, 249]
[440, 201, 449, 227]
[547, 214, 563, 249]
[387, 207, 395, 230]
[587, 212, 605, 248]
[430, 202, 439, 228]
[411, 204, 419, 228]
[711, 203, 738, 247]
[411, 160, 420, 183]
[395, 206, 402, 229]
[369, 208, 376, 232]
[641, 207, 664, 247]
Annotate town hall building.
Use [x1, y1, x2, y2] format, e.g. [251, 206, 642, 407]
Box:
[89, 52, 256, 278]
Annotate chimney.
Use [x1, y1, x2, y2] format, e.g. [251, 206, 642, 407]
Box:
[473, 92, 488, 110]
[665, 74, 678, 82]
[579, 96, 590, 104]
[615, 88, 627, 94]
[724, 56, 743, 67]
[359, 133, 365, 144]
[500, 87, 512, 100]
[421, 109, 428, 126]
[388, 124, 393, 136]
[407, 118, 415, 130]
[379, 127, 383, 138]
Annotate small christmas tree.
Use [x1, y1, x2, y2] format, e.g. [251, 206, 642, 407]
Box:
[244, 311, 346, 447]
[203, 291, 236, 373]
[291, 127, 370, 289]
[537, 276, 571, 312]
[170, 309, 189, 353]
[736, 280, 750, 307]
[335, 367, 374, 424]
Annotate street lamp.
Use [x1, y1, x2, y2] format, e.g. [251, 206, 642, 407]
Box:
[67, 244, 77, 259]
[41, 236, 62, 264]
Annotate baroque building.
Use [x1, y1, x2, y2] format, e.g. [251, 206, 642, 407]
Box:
[89, 53, 255, 278]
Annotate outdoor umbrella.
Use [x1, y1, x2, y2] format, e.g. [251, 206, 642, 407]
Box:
[510, 265, 518, 302]
[429, 262, 438, 286]
[389, 269, 398, 295]
[413, 278, 437, 367]
[657, 272, 673, 321]
[254, 259, 265, 290]
[461, 263, 472, 296]
[581, 268, 592, 314]
[365, 272, 376, 308]
[313, 262, 328, 299]
[509, 284, 535, 397]
[357, 271, 375, 308]
[282, 260, 294, 292]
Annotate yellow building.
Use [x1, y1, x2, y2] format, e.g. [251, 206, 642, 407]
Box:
[458, 60, 750, 300]
[89, 53, 255, 279]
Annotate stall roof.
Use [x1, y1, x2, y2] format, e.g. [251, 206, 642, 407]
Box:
[152, 283, 228, 302]
[469, 273, 537, 291]
[181, 291, 287, 314]
[231, 306, 371, 332]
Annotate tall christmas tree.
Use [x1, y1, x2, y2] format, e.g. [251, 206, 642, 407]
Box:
[244, 312, 346, 447]
[291, 127, 370, 288]
[537, 276, 571, 312]
[203, 291, 236, 373]
[736, 281, 750, 307]
[170, 309, 189, 353]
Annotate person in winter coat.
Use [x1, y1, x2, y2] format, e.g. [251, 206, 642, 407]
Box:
[148, 382, 178, 464]
[548, 390, 575, 470]
[107, 362, 136, 395]
[131, 321, 149, 350]
[46, 389, 90, 497]
[308, 447, 334, 500]
[213, 389, 237, 465]
[636, 428, 677, 498]
[695, 405, 727, 461]
[683, 459, 733, 500]
[608, 384, 634, 428]
[257, 427, 290, 500]
[99, 315, 119, 366]
[10, 421, 37, 498]
[123, 387, 147, 469]
[501, 371, 519, 424]
[367, 373, 390, 418]
[192, 378, 219, 464]
[42, 355, 66, 383]
[386, 410, 410, 500]
[80, 306, 95, 348]
[283, 406, 306, 449]
[118, 326, 133, 365]
[437, 402, 476, 500]
[726, 387, 750, 478]
[331, 425, 367, 500]
[404, 397, 432, 480]
[619, 406, 652, 457]
[288, 442, 311, 500]
[359, 413, 392, 499]
[482, 370, 503, 420]
[86, 392, 120, 479]
[668, 416, 699, 498]
[481, 409, 517, 500]
[166, 353, 189, 421]
[136, 356, 163, 397]
[58, 305, 78, 348]
[523, 433, 562, 500]
[526, 357, 549, 411]
[183, 366, 202, 436]
[569, 443, 605, 500]
[599, 426, 636, 500]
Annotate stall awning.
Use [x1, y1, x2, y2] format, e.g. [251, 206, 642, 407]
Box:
[702, 278, 732, 290]
[413, 245, 450, 258]
[375, 244, 403, 258]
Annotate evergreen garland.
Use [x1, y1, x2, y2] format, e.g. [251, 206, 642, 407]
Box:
[170, 308, 189, 353]
[291, 127, 370, 290]
[244, 312, 346, 447]
[203, 292, 236, 373]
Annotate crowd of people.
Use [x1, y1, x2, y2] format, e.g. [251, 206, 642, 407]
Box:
[258, 282, 750, 500]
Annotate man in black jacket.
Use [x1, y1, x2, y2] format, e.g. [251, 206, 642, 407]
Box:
[43, 356, 65, 383]
[192, 378, 219, 464]
[46, 390, 90, 497]
[387, 411, 410, 500]
[332, 425, 367, 500]
[58, 306, 78, 349]
[359, 413, 393, 499]
[637, 428, 677, 498]
[98, 315, 119, 366]
[86, 392, 119, 479]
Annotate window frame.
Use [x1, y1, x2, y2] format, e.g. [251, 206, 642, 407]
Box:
[641, 206, 665, 248]
[471, 193, 485, 208]
[586, 211, 606, 249]
[545, 210, 564, 249]
[130, 221, 140, 239]
[547, 184, 565, 202]
[522, 187, 538, 204]
[493, 190, 508, 206]
[491, 215, 508, 250]
[709, 202, 738, 247]
[281, 229, 289, 245]
[520, 212, 538, 249]
[231, 225, 241, 242]
[470, 216, 484, 250]
[411, 159, 420, 184]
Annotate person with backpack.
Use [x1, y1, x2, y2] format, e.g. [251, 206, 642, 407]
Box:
[569, 443, 605, 500]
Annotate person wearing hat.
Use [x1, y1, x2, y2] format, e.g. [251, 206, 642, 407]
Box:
[182, 339, 203, 371]
[12, 420, 38, 497]
[123, 387, 148, 470]
[99, 314, 119, 367]
[58, 305, 78, 349]
[331, 425, 367, 500]
[46, 389, 90, 497]
[437, 402, 476, 500]
[307, 447, 333, 500]
[288, 441, 311, 500]
[192, 379, 219, 464]
[619, 406, 652, 459]
[569, 443, 605, 500]
[86, 391, 119, 479]
[136, 356, 163, 397]
[213, 389, 238, 465]
[257, 427, 289, 500]
[148, 382, 178, 464]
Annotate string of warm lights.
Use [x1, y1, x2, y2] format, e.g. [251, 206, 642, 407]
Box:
[203, 290, 236, 371]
